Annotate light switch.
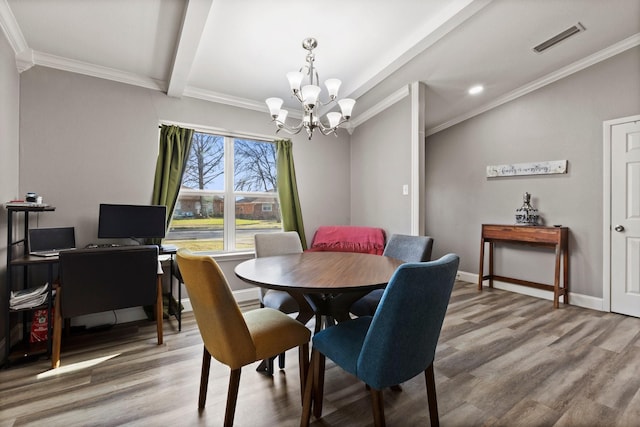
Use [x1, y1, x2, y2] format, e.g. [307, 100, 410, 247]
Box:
[402, 184, 409, 195]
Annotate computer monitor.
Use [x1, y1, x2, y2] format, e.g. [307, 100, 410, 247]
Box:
[98, 204, 167, 239]
[29, 227, 76, 256]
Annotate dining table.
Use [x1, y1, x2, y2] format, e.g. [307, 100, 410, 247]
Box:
[235, 250, 404, 414]
[234, 251, 404, 330]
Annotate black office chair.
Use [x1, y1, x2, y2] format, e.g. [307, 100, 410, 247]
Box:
[52, 245, 163, 368]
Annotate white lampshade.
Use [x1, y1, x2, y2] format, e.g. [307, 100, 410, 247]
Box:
[338, 98, 356, 118]
[265, 98, 283, 117]
[324, 78, 341, 99]
[326, 112, 342, 128]
[286, 71, 304, 92]
[276, 109, 288, 124]
[301, 85, 321, 108]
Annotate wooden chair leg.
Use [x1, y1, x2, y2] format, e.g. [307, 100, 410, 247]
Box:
[313, 351, 326, 418]
[51, 287, 63, 369]
[278, 351, 286, 369]
[224, 368, 242, 427]
[156, 276, 163, 345]
[198, 346, 212, 409]
[425, 362, 439, 427]
[301, 349, 317, 427]
[299, 343, 309, 404]
[370, 387, 386, 427]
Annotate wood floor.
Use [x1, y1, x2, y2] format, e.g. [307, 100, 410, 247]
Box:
[1, 281, 639, 426]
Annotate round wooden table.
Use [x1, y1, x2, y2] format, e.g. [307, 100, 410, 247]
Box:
[235, 251, 404, 326]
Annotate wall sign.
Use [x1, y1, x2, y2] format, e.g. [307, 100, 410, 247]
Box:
[486, 160, 567, 177]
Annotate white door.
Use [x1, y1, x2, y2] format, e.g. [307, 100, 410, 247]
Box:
[611, 119, 640, 317]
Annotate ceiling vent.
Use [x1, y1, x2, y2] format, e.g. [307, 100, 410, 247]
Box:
[533, 23, 585, 53]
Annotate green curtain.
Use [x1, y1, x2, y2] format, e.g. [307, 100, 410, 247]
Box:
[276, 139, 308, 250]
[150, 124, 194, 245]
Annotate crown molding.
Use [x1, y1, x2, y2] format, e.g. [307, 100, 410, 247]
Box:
[350, 85, 410, 128]
[0, 0, 27, 54]
[182, 86, 306, 122]
[15, 48, 34, 72]
[182, 86, 268, 112]
[426, 32, 640, 136]
[31, 51, 166, 91]
[0, 0, 32, 72]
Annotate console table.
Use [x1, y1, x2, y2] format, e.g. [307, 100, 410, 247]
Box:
[478, 224, 569, 308]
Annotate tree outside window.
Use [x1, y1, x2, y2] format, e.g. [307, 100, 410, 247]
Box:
[164, 131, 282, 252]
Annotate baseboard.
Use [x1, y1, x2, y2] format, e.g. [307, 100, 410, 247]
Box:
[233, 287, 261, 304]
[457, 270, 605, 312]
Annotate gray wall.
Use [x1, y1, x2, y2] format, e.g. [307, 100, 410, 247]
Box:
[350, 95, 413, 235]
[425, 46, 640, 299]
[17, 66, 351, 291]
[0, 30, 21, 353]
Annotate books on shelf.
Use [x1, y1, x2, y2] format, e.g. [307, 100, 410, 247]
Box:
[10, 283, 53, 310]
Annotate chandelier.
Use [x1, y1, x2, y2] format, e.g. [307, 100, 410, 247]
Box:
[265, 37, 356, 140]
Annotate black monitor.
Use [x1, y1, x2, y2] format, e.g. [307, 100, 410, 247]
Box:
[98, 204, 167, 239]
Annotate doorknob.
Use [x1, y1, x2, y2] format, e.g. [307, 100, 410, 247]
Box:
[614, 225, 625, 232]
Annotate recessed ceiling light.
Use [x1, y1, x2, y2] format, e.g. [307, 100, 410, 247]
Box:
[468, 85, 484, 95]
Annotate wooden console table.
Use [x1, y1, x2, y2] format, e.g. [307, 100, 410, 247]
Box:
[478, 224, 569, 308]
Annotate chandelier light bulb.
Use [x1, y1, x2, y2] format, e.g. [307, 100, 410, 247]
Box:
[324, 78, 341, 99]
[276, 109, 288, 125]
[301, 85, 321, 108]
[286, 71, 304, 92]
[326, 112, 342, 128]
[265, 97, 284, 118]
[338, 98, 356, 119]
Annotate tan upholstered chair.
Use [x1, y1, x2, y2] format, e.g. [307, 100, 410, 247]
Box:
[176, 249, 310, 427]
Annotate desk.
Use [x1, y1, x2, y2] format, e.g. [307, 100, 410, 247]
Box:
[478, 224, 569, 308]
[159, 245, 181, 331]
[235, 251, 404, 327]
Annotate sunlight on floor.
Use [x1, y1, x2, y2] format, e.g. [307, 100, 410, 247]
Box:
[36, 353, 120, 379]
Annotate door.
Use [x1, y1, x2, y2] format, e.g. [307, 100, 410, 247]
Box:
[611, 119, 640, 317]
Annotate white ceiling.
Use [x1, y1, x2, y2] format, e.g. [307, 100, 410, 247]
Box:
[2, 0, 639, 135]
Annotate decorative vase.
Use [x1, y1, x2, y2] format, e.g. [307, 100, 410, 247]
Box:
[515, 192, 539, 225]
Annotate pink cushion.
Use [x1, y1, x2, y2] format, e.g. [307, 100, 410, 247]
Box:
[308, 226, 386, 255]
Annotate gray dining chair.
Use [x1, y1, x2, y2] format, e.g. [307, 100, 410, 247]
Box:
[350, 234, 434, 317]
[254, 231, 303, 374]
[301, 254, 459, 427]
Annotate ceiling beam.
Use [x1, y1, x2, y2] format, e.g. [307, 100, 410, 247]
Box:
[167, 0, 213, 98]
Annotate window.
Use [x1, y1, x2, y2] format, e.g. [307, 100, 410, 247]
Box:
[164, 131, 282, 253]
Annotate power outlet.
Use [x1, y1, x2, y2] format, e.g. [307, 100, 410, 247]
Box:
[402, 184, 409, 195]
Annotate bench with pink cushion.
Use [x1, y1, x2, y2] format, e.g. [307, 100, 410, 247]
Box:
[307, 225, 386, 255]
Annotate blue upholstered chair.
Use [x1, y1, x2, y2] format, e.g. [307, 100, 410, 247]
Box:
[301, 253, 459, 427]
[254, 231, 303, 374]
[350, 234, 434, 317]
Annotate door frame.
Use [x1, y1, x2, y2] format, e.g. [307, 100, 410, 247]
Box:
[602, 114, 640, 312]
